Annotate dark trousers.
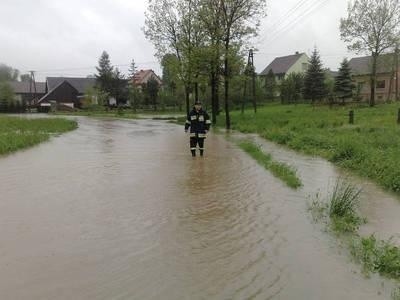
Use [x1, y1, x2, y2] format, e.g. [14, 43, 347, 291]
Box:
[190, 137, 205, 156]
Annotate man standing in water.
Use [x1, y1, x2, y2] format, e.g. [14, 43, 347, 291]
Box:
[185, 101, 211, 157]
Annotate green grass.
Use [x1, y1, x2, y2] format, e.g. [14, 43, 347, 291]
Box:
[223, 103, 400, 194]
[238, 140, 302, 189]
[351, 235, 400, 280]
[309, 178, 364, 234]
[0, 116, 77, 155]
[309, 179, 400, 288]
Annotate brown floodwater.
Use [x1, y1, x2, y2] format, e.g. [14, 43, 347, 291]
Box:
[0, 116, 398, 299]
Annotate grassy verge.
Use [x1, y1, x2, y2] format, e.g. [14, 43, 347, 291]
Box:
[224, 103, 400, 195]
[309, 178, 400, 295]
[238, 140, 302, 189]
[0, 116, 77, 156]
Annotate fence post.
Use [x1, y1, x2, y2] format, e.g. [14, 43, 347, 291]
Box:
[349, 110, 354, 124]
[397, 108, 400, 124]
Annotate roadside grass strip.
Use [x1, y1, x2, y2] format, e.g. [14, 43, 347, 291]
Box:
[238, 140, 302, 189]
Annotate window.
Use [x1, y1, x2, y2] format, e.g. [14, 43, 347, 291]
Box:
[357, 82, 365, 91]
[377, 80, 386, 89]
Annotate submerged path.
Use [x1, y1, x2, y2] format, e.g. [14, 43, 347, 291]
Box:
[0, 117, 397, 299]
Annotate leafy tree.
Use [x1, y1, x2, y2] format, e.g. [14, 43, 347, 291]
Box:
[0, 63, 19, 82]
[334, 58, 354, 104]
[280, 73, 304, 104]
[215, 0, 267, 128]
[265, 69, 277, 101]
[145, 77, 160, 110]
[0, 82, 15, 112]
[340, 0, 400, 106]
[303, 48, 327, 103]
[144, 0, 204, 115]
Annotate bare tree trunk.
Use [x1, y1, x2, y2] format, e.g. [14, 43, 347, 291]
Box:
[370, 53, 378, 107]
[211, 72, 217, 124]
[185, 87, 190, 115]
[224, 38, 231, 130]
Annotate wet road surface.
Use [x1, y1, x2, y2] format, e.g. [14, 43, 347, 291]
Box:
[0, 117, 398, 299]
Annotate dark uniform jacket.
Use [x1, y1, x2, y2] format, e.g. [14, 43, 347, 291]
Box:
[185, 108, 211, 138]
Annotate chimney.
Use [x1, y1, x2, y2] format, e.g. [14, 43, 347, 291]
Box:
[295, 51, 299, 55]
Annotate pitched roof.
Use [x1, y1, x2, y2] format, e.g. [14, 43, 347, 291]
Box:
[7, 81, 46, 94]
[349, 54, 396, 75]
[132, 70, 162, 86]
[46, 77, 96, 94]
[38, 80, 78, 103]
[260, 52, 306, 76]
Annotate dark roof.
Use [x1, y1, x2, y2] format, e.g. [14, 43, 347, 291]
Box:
[260, 53, 306, 76]
[349, 54, 396, 75]
[38, 80, 78, 103]
[7, 81, 46, 94]
[46, 77, 96, 94]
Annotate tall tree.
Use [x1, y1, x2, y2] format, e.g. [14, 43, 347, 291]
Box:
[146, 77, 160, 110]
[95, 51, 114, 96]
[303, 48, 327, 103]
[0, 63, 19, 82]
[144, 0, 203, 115]
[0, 82, 15, 112]
[264, 69, 277, 101]
[213, 0, 267, 129]
[280, 73, 304, 104]
[340, 0, 400, 106]
[334, 58, 354, 105]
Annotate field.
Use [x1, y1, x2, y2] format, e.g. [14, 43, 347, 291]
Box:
[224, 103, 400, 194]
[0, 116, 77, 155]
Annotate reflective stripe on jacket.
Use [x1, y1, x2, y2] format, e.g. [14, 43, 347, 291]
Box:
[185, 108, 211, 135]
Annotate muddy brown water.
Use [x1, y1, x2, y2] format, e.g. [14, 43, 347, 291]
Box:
[0, 117, 399, 299]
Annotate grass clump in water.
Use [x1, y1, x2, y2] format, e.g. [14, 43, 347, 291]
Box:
[329, 179, 364, 233]
[308, 178, 363, 234]
[238, 140, 302, 189]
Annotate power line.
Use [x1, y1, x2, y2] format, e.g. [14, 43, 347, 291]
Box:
[260, 0, 331, 45]
[258, 0, 313, 43]
[257, 0, 318, 44]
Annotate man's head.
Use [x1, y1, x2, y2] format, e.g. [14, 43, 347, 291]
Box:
[194, 100, 202, 111]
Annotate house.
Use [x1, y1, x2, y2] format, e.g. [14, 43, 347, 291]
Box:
[349, 54, 399, 102]
[132, 69, 162, 89]
[8, 81, 46, 105]
[259, 52, 310, 83]
[37, 77, 96, 111]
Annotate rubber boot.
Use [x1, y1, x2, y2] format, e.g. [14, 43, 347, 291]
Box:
[200, 150, 204, 157]
[191, 150, 196, 157]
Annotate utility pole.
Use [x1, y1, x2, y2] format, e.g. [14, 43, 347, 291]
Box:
[29, 71, 37, 112]
[242, 49, 257, 114]
[249, 49, 257, 113]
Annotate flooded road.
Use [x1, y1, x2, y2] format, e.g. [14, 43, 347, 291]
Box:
[0, 117, 398, 299]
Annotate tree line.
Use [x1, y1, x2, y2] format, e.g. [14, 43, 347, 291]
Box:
[144, 0, 267, 128]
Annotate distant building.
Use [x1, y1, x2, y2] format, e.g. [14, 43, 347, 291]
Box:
[349, 54, 399, 102]
[7, 81, 46, 105]
[37, 77, 96, 111]
[132, 69, 162, 89]
[259, 52, 310, 83]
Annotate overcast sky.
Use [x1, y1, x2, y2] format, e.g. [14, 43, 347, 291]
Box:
[0, 0, 355, 81]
